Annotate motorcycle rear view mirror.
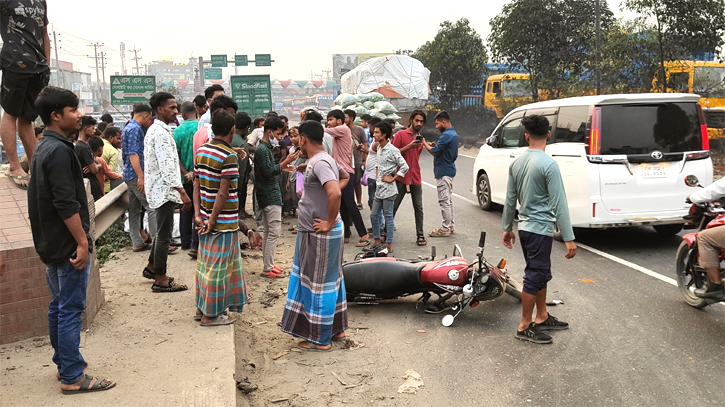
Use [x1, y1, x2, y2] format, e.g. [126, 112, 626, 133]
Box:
[431, 246, 436, 261]
[479, 232, 486, 249]
[685, 175, 702, 188]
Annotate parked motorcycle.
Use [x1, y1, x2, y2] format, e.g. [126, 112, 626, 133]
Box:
[676, 175, 725, 308]
[342, 232, 523, 327]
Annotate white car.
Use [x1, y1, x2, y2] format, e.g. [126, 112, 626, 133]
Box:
[472, 93, 713, 238]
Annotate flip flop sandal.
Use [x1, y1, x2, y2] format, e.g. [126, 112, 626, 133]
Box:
[417, 236, 428, 246]
[200, 314, 237, 326]
[261, 269, 287, 279]
[151, 281, 188, 292]
[168, 246, 179, 254]
[194, 310, 227, 321]
[132, 243, 151, 252]
[356, 239, 370, 247]
[6, 172, 29, 190]
[297, 340, 332, 352]
[331, 335, 347, 342]
[142, 269, 174, 283]
[61, 374, 116, 394]
[429, 228, 451, 237]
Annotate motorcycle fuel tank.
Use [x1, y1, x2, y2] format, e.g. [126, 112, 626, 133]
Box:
[420, 257, 470, 286]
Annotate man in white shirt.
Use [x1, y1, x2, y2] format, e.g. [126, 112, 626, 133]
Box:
[197, 84, 225, 130]
[144, 92, 192, 293]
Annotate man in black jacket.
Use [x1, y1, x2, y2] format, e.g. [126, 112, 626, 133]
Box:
[28, 86, 116, 394]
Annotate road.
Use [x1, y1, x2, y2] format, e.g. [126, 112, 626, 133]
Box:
[343, 147, 725, 406]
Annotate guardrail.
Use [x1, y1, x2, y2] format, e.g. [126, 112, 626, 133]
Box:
[93, 183, 129, 240]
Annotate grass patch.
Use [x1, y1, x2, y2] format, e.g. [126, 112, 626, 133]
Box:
[96, 224, 131, 267]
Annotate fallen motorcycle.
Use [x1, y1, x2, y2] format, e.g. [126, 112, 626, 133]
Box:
[342, 232, 522, 326]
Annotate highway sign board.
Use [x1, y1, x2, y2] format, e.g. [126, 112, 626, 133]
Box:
[204, 68, 223, 80]
[230, 75, 272, 118]
[235, 55, 248, 67]
[211, 55, 227, 67]
[110, 75, 155, 105]
[255, 54, 271, 67]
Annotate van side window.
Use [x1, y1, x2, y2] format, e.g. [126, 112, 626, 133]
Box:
[500, 118, 522, 148]
[554, 106, 588, 143]
[486, 82, 493, 94]
[492, 81, 501, 94]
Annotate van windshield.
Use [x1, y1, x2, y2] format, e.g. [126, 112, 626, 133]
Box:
[600, 103, 702, 155]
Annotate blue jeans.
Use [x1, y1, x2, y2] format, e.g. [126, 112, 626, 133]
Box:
[371, 197, 395, 243]
[367, 178, 383, 229]
[46, 258, 90, 385]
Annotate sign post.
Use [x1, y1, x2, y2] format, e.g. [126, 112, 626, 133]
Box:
[204, 68, 223, 80]
[211, 55, 227, 67]
[230, 75, 272, 118]
[255, 54, 272, 67]
[235, 55, 248, 67]
[110, 75, 155, 105]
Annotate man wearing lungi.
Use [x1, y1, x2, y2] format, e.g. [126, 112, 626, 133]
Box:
[281, 120, 350, 351]
[193, 110, 248, 326]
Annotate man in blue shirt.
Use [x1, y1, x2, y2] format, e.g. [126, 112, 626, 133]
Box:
[422, 111, 458, 237]
[502, 115, 576, 344]
[122, 103, 155, 251]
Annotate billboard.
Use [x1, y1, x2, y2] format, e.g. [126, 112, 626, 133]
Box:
[332, 53, 388, 80]
[230, 75, 272, 118]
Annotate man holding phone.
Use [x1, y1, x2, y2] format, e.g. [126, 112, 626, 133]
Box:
[391, 110, 427, 246]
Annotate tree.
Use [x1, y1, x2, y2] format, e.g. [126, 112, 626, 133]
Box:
[600, 19, 659, 93]
[625, 0, 725, 91]
[414, 18, 488, 110]
[488, 0, 613, 100]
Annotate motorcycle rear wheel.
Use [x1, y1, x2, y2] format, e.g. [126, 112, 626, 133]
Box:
[505, 277, 523, 301]
[675, 240, 708, 309]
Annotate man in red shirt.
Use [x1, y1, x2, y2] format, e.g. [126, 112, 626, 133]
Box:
[392, 110, 427, 246]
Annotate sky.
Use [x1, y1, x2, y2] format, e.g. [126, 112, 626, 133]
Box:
[46, 0, 632, 83]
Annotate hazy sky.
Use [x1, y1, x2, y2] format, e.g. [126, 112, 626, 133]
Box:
[46, 0, 631, 82]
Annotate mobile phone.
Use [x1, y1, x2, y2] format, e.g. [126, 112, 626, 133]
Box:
[415, 135, 423, 142]
[71, 250, 77, 260]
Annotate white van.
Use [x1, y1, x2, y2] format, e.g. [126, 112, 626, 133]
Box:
[472, 93, 713, 237]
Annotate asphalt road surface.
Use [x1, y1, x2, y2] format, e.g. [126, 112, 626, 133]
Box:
[345, 147, 725, 406]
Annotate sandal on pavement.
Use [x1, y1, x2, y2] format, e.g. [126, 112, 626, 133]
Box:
[168, 245, 179, 254]
[331, 333, 346, 342]
[61, 374, 116, 395]
[356, 237, 370, 247]
[297, 340, 332, 352]
[417, 236, 428, 246]
[200, 314, 237, 326]
[142, 267, 155, 280]
[151, 280, 188, 292]
[195, 310, 227, 321]
[429, 228, 451, 237]
[261, 269, 287, 279]
[132, 243, 151, 252]
[6, 172, 29, 190]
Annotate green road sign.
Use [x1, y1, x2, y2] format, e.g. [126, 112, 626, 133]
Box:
[211, 55, 227, 67]
[255, 54, 271, 67]
[204, 68, 223, 80]
[235, 55, 248, 67]
[230, 75, 272, 118]
[110, 75, 155, 105]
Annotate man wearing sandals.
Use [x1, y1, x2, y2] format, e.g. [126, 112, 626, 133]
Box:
[29, 86, 115, 393]
[281, 120, 349, 351]
[422, 111, 458, 238]
[143, 92, 192, 292]
[193, 110, 247, 326]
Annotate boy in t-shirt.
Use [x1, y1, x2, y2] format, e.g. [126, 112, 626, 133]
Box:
[90, 136, 121, 198]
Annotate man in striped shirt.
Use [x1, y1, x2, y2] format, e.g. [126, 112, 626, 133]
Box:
[193, 110, 248, 326]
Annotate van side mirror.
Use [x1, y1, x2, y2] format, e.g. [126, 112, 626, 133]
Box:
[486, 136, 497, 146]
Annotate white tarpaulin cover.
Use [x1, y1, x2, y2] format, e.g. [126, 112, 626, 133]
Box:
[341, 55, 430, 112]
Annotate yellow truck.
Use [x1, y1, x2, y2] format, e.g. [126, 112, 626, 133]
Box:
[656, 60, 725, 141]
[483, 73, 537, 119]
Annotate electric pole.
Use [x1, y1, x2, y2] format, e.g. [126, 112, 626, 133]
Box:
[100, 51, 107, 90]
[52, 29, 62, 87]
[131, 47, 141, 75]
[87, 42, 103, 94]
[595, 0, 601, 95]
[120, 42, 126, 75]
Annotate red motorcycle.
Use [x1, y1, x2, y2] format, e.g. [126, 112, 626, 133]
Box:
[342, 232, 523, 326]
[676, 175, 725, 308]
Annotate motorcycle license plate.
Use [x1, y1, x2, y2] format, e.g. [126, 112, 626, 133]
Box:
[640, 163, 668, 179]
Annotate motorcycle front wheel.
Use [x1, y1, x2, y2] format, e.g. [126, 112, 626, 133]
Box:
[505, 277, 523, 301]
[675, 240, 708, 309]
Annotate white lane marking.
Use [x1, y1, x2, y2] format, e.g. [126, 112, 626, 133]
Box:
[422, 181, 478, 206]
[423, 181, 724, 307]
[459, 153, 477, 159]
[577, 243, 677, 286]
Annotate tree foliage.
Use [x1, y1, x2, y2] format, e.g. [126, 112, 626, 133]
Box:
[488, 0, 613, 100]
[600, 18, 659, 93]
[414, 18, 488, 110]
[624, 0, 725, 91]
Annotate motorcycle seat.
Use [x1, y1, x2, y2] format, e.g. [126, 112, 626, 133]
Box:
[342, 259, 424, 294]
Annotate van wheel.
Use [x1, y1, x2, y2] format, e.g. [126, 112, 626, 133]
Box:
[477, 173, 493, 211]
[653, 224, 684, 236]
[553, 223, 563, 242]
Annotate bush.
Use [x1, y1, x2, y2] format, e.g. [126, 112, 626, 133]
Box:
[95, 224, 131, 267]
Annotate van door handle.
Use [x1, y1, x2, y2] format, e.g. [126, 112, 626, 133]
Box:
[509, 154, 516, 158]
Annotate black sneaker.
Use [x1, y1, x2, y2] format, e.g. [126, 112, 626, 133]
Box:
[515, 323, 553, 344]
[694, 283, 725, 299]
[537, 313, 569, 331]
